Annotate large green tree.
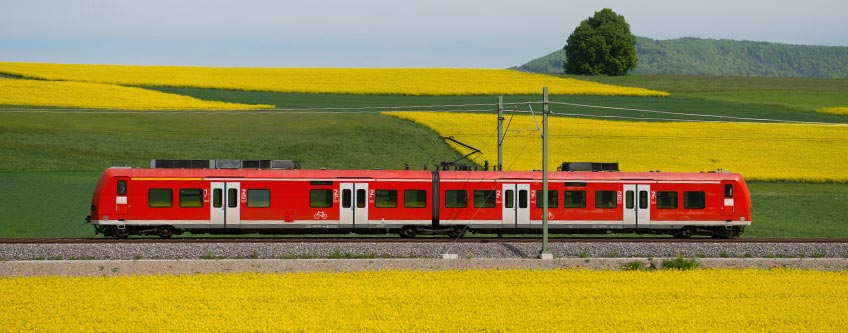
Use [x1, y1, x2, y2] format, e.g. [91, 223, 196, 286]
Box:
[564, 8, 637, 75]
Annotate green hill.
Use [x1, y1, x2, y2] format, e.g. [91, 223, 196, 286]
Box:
[513, 36, 848, 78]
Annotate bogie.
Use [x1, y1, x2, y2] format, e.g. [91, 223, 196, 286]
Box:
[399, 226, 417, 238]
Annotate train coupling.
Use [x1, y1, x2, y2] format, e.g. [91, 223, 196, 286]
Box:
[84, 215, 91, 224]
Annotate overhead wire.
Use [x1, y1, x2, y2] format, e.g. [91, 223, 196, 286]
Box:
[6, 95, 842, 174]
[547, 100, 847, 126]
[4, 102, 844, 150]
[525, 102, 541, 132]
[267, 102, 510, 111]
[548, 110, 785, 123]
[498, 103, 537, 170]
[1, 100, 845, 126]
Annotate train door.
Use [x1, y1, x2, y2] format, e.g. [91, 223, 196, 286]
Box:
[115, 177, 128, 215]
[340, 183, 369, 227]
[721, 181, 735, 216]
[623, 184, 650, 227]
[211, 182, 241, 227]
[502, 184, 530, 227]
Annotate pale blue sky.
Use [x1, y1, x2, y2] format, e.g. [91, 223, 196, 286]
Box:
[1, 0, 845, 68]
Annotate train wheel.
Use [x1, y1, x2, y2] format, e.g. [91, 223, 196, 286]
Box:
[399, 226, 417, 238]
[447, 226, 466, 238]
[674, 227, 694, 239]
[114, 227, 129, 239]
[158, 226, 174, 239]
[731, 227, 742, 238]
[711, 227, 732, 239]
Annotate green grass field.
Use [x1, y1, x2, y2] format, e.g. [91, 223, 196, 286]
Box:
[1, 74, 846, 238]
[561, 75, 848, 92]
[746, 182, 848, 237]
[0, 172, 97, 237]
[561, 74, 848, 113]
[148, 86, 848, 123]
[0, 112, 462, 171]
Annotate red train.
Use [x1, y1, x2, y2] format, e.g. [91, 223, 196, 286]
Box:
[86, 160, 752, 239]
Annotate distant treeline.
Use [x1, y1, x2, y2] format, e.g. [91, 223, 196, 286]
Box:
[514, 36, 848, 78]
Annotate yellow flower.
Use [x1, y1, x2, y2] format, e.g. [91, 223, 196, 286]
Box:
[0, 78, 271, 110]
[385, 111, 848, 183]
[0, 269, 846, 332]
[818, 107, 848, 115]
[0, 62, 667, 96]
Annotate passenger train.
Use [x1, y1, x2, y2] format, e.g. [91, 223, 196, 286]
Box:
[86, 160, 752, 239]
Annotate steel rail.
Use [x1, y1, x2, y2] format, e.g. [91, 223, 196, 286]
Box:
[2, 238, 847, 244]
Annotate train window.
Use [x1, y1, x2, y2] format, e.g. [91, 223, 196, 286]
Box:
[179, 189, 204, 208]
[310, 181, 333, 186]
[148, 189, 172, 208]
[356, 189, 366, 208]
[724, 184, 734, 198]
[625, 191, 634, 209]
[247, 189, 271, 208]
[342, 189, 352, 208]
[518, 190, 528, 209]
[505, 190, 514, 208]
[565, 191, 586, 208]
[535, 190, 558, 208]
[375, 190, 398, 208]
[474, 190, 497, 208]
[404, 190, 427, 208]
[117, 180, 127, 196]
[684, 191, 706, 209]
[656, 191, 678, 209]
[228, 189, 238, 208]
[310, 190, 333, 208]
[639, 191, 648, 209]
[565, 182, 587, 187]
[445, 190, 468, 208]
[213, 189, 223, 208]
[595, 191, 617, 209]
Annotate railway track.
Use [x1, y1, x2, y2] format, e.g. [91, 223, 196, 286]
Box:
[3, 237, 848, 262]
[2, 237, 848, 244]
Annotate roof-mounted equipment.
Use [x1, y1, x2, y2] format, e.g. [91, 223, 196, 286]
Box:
[150, 159, 300, 170]
[558, 162, 619, 172]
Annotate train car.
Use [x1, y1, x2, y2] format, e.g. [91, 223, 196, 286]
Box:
[437, 170, 750, 238]
[86, 160, 751, 238]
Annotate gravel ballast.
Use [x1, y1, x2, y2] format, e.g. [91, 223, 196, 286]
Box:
[2, 241, 848, 261]
[2, 241, 848, 276]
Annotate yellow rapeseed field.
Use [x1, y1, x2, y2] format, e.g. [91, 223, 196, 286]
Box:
[818, 107, 848, 115]
[0, 269, 845, 332]
[0, 78, 272, 110]
[0, 62, 667, 96]
[385, 112, 848, 182]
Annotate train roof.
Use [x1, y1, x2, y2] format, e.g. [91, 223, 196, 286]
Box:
[438, 170, 743, 182]
[104, 167, 743, 183]
[105, 167, 433, 180]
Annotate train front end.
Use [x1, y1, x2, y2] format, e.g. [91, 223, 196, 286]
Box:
[86, 167, 131, 237]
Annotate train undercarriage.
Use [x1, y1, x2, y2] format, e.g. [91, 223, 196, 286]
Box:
[92, 223, 744, 239]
